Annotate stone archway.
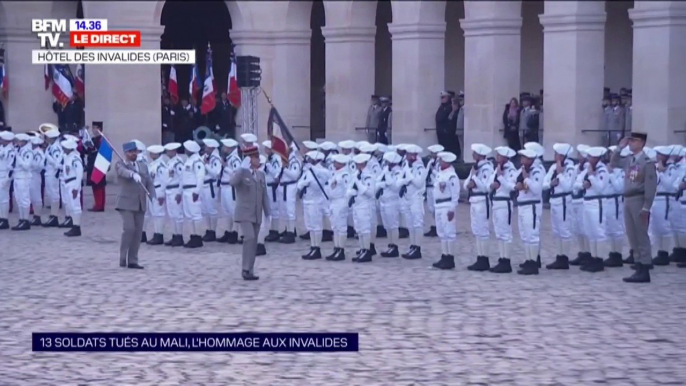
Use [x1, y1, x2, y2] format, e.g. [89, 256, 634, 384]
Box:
[605, 1, 634, 92]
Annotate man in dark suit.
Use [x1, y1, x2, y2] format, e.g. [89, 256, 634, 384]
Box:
[85, 121, 106, 211]
[115, 141, 155, 269]
[229, 145, 271, 280]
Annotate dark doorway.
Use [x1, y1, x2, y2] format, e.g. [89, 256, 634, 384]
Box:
[310, 0, 325, 140]
[375, 0, 392, 97]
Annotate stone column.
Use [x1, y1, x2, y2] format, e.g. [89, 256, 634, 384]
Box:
[460, 12, 522, 161]
[321, 26, 376, 143]
[272, 30, 311, 143]
[540, 2, 606, 154]
[84, 25, 163, 154]
[388, 23, 446, 149]
[629, 1, 686, 146]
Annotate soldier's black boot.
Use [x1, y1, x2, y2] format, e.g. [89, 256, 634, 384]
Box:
[171, 234, 185, 247]
[147, 233, 164, 245]
[581, 257, 605, 272]
[302, 247, 316, 260]
[490, 258, 513, 273]
[325, 248, 339, 261]
[381, 244, 399, 258]
[653, 250, 670, 266]
[59, 216, 73, 228]
[398, 227, 409, 239]
[265, 230, 280, 242]
[423, 226, 438, 237]
[517, 260, 539, 275]
[672, 247, 686, 263]
[308, 247, 322, 260]
[279, 231, 295, 244]
[216, 231, 230, 243]
[328, 248, 346, 261]
[443, 255, 456, 269]
[569, 251, 589, 266]
[226, 231, 239, 244]
[141, 232, 147, 243]
[195, 235, 204, 248]
[256, 243, 267, 256]
[355, 249, 372, 263]
[42, 215, 59, 227]
[322, 230, 333, 242]
[677, 261, 686, 268]
[202, 230, 217, 242]
[623, 249, 635, 264]
[369, 243, 377, 256]
[432, 255, 447, 269]
[603, 252, 623, 267]
[299, 231, 310, 240]
[401, 246, 415, 259]
[402, 246, 422, 260]
[31, 215, 42, 226]
[376, 225, 387, 238]
[623, 263, 651, 283]
[12, 220, 30, 231]
[536, 255, 542, 268]
[546, 255, 570, 270]
[347, 226, 356, 239]
[0, 218, 8, 230]
[467, 256, 490, 272]
[64, 225, 81, 237]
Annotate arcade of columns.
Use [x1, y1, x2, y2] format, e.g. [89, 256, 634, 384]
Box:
[0, 1, 685, 161]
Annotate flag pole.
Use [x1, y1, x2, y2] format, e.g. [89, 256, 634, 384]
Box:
[99, 133, 151, 197]
[260, 88, 300, 153]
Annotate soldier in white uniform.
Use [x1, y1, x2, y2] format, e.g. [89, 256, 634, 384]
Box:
[298, 140, 322, 242]
[60, 139, 83, 237]
[431, 152, 460, 270]
[42, 128, 63, 227]
[488, 146, 518, 273]
[200, 139, 222, 242]
[376, 151, 403, 257]
[543, 143, 576, 270]
[163, 142, 185, 247]
[523, 141, 547, 265]
[276, 143, 302, 243]
[324, 154, 351, 261]
[29, 136, 46, 226]
[671, 146, 686, 264]
[318, 141, 337, 242]
[217, 138, 242, 244]
[360, 143, 381, 254]
[514, 148, 544, 275]
[0, 131, 16, 229]
[398, 144, 427, 259]
[337, 140, 357, 239]
[262, 141, 283, 242]
[395, 144, 411, 239]
[58, 134, 79, 229]
[132, 140, 149, 242]
[299, 150, 331, 260]
[603, 145, 628, 267]
[569, 144, 593, 266]
[347, 153, 376, 262]
[578, 146, 610, 272]
[181, 140, 206, 248]
[465, 144, 494, 271]
[651, 145, 680, 266]
[145, 145, 168, 245]
[424, 145, 444, 237]
[11, 133, 33, 230]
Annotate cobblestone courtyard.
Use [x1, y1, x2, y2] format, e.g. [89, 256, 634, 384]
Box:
[2, 192, 686, 385]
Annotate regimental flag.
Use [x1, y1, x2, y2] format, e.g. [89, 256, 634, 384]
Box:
[44, 64, 52, 90]
[267, 106, 297, 164]
[91, 136, 113, 185]
[227, 47, 241, 108]
[0, 48, 7, 98]
[200, 45, 216, 114]
[168, 65, 179, 104]
[52, 64, 74, 107]
[75, 64, 85, 98]
[189, 63, 200, 100]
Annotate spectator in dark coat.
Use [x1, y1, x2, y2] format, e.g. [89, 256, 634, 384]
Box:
[52, 101, 67, 131]
[215, 92, 237, 137]
[63, 93, 84, 133]
[161, 96, 175, 144]
[435, 90, 453, 150]
[85, 121, 107, 211]
[502, 97, 521, 151]
[0, 99, 5, 128]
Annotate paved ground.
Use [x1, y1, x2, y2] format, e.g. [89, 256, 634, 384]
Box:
[2, 190, 686, 385]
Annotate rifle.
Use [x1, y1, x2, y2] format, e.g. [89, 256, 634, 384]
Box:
[376, 172, 387, 200]
[348, 171, 361, 207]
[550, 148, 571, 195]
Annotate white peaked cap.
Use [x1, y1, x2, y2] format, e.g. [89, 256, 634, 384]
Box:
[305, 150, 320, 160]
[355, 141, 370, 150]
[471, 143, 492, 156]
[259, 154, 267, 165]
[608, 145, 618, 153]
[147, 145, 165, 154]
[332, 154, 350, 164]
[202, 138, 219, 148]
[303, 140, 319, 150]
[586, 146, 607, 158]
[406, 144, 422, 154]
[494, 146, 516, 158]
[385, 145, 397, 152]
[31, 136, 44, 145]
[376, 144, 388, 153]
[654, 145, 674, 156]
[164, 142, 181, 151]
[44, 129, 60, 139]
[353, 153, 371, 164]
[15, 133, 30, 141]
[360, 143, 377, 153]
[438, 151, 457, 163]
[518, 149, 537, 159]
[241, 133, 257, 143]
[644, 147, 656, 161]
[313, 151, 325, 160]
[319, 141, 337, 151]
[427, 144, 445, 154]
[338, 140, 355, 150]
[553, 143, 573, 156]
[220, 138, 238, 148]
[620, 147, 632, 157]
[396, 143, 409, 151]
[61, 139, 77, 150]
[0, 131, 14, 141]
[183, 140, 201, 153]
[383, 151, 402, 164]
[577, 144, 590, 156]
[524, 142, 544, 157]
[262, 140, 272, 149]
[132, 139, 146, 151]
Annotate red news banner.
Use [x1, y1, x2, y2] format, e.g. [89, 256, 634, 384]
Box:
[70, 31, 141, 48]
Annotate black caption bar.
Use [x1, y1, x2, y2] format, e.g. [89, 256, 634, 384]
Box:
[33, 332, 359, 352]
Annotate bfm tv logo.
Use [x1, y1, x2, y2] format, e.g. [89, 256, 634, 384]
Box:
[32, 19, 140, 48]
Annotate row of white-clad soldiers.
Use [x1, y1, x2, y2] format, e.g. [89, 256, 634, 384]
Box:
[0, 128, 84, 236]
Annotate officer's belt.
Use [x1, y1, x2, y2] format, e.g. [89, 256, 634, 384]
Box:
[656, 192, 675, 220]
[469, 191, 491, 219]
[550, 192, 571, 199]
[426, 184, 433, 188]
[166, 184, 179, 190]
[624, 191, 645, 198]
[182, 184, 197, 189]
[204, 179, 216, 199]
[64, 177, 76, 184]
[435, 197, 452, 204]
[571, 192, 585, 200]
[516, 200, 539, 229]
[491, 196, 512, 225]
[583, 195, 604, 224]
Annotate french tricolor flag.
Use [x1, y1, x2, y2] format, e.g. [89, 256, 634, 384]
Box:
[91, 138, 113, 185]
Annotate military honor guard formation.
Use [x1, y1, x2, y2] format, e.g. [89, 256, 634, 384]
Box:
[1, 125, 685, 284]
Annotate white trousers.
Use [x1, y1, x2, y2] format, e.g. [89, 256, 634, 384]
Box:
[470, 200, 490, 240]
[583, 199, 606, 242]
[604, 197, 625, 238]
[329, 200, 349, 234]
[407, 196, 424, 230]
[165, 191, 184, 234]
[201, 184, 219, 218]
[279, 183, 297, 222]
[650, 198, 674, 237]
[550, 198, 572, 240]
[182, 189, 203, 222]
[13, 178, 31, 219]
[352, 201, 372, 235]
[380, 200, 400, 230]
[63, 183, 82, 225]
[303, 200, 326, 232]
[435, 206, 457, 241]
[492, 200, 513, 243]
[0, 177, 10, 218]
[45, 173, 60, 204]
[517, 203, 541, 245]
[220, 185, 237, 218]
[673, 202, 686, 234]
[30, 173, 43, 209]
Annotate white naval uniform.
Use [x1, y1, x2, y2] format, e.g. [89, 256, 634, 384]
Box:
[182, 152, 206, 235]
[515, 164, 544, 262]
[265, 154, 282, 231]
[164, 155, 185, 235]
[257, 160, 271, 245]
[543, 159, 576, 255]
[201, 150, 222, 232]
[650, 162, 678, 251]
[367, 155, 382, 241]
[280, 151, 302, 232]
[398, 157, 411, 230]
[488, 161, 517, 257]
[0, 143, 16, 220]
[44, 140, 64, 216]
[149, 157, 168, 235]
[297, 162, 331, 248]
[605, 166, 626, 253]
[571, 162, 590, 253]
[578, 162, 609, 257]
[61, 151, 83, 226]
[464, 159, 494, 256]
[30, 146, 45, 215]
[433, 165, 460, 256]
[377, 164, 403, 241]
[672, 160, 686, 246]
[220, 149, 242, 233]
[397, 158, 426, 246]
[325, 167, 351, 248]
[13, 143, 34, 221]
[425, 158, 440, 227]
[347, 166, 375, 249]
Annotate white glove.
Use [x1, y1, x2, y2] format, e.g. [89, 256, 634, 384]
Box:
[346, 189, 356, 197]
[241, 157, 251, 169]
[132, 173, 142, 183]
